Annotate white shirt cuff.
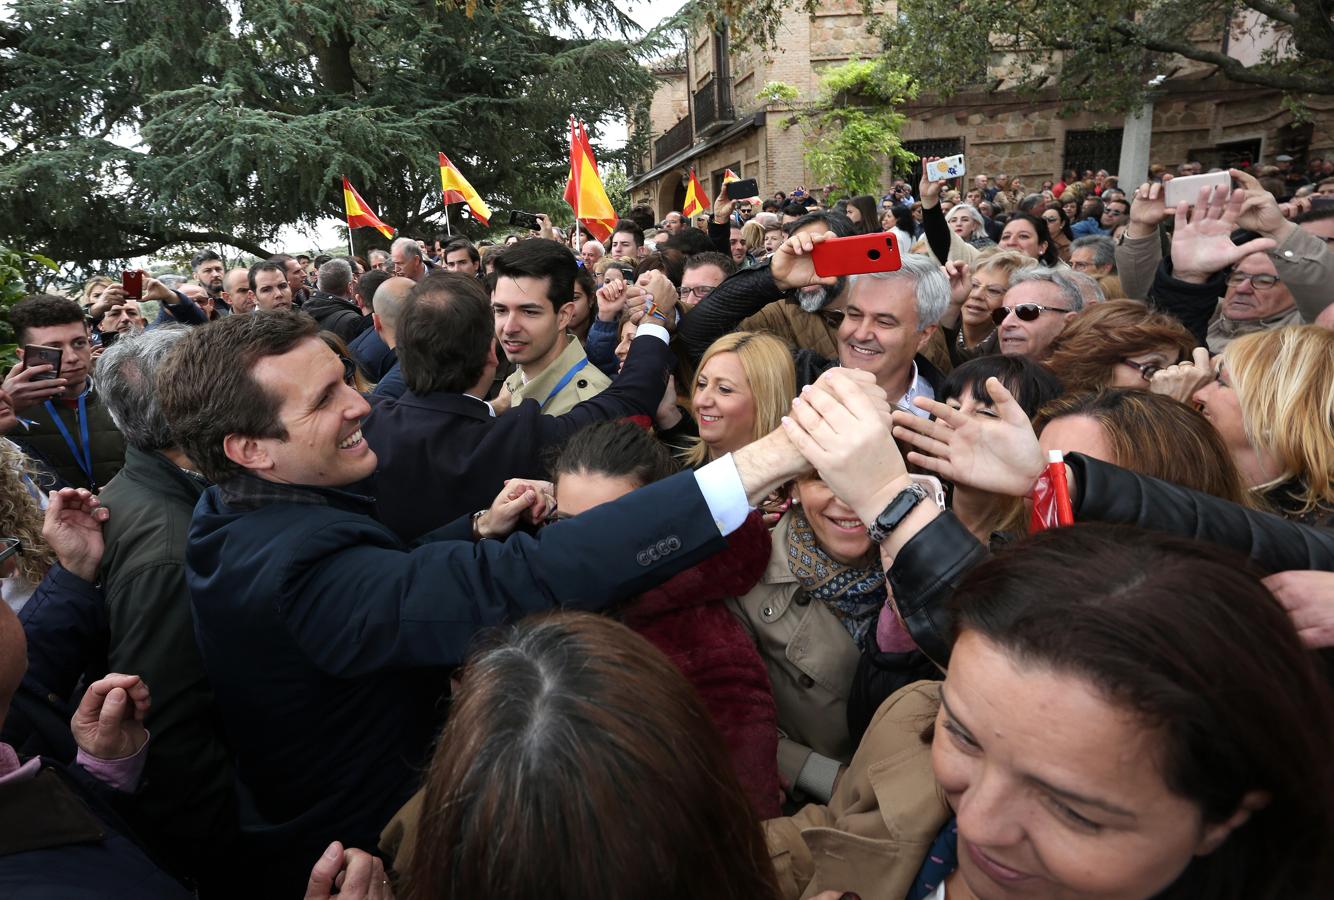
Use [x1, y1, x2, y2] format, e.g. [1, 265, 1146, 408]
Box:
[634, 322, 670, 345]
[692, 452, 751, 536]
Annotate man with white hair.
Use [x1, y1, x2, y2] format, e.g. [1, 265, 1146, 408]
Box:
[579, 239, 604, 271]
[304, 258, 370, 342]
[390, 237, 428, 282]
[995, 267, 1086, 359]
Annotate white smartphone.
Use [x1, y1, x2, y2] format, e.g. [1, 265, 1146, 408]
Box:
[910, 474, 947, 511]
[1163, 170, 1232, 208]
[926, 155, 966, 183]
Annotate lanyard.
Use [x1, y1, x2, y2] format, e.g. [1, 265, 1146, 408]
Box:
[44, 393, 95, 490]
[541, 357, 589, 410]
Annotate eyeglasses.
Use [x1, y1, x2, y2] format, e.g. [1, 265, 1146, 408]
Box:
[340, 356, 357, 385]
[679, 285, 716, 300]
[1225, 272, 1282, 289]
[1070, 260, 1098, 272]
[1121, 358, 1164, 381]
[1103, 208, 1127, 218]
[991, 303, 1073, 325]
[970, 281, 1007, 300]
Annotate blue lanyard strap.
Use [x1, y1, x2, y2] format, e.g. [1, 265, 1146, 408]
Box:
[541, 357, 589, 410]
[44, 393, 95, 490]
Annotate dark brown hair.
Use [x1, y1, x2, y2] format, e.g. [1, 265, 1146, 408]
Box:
[405, 612, 780, 900]
[1044, 300, 1196, 393]
[951, 524, 1334, 898]
[157, 309, 318, 482]
[1033, 389, 1252, 506]
[397, 272, 493, 395]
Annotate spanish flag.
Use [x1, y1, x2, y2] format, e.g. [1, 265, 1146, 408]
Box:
[562, 119, 618, 242]
[682, 169, 710, 219]
[723, 168, 760, 202]
[438, 152, 491, 226]
[342, 178, 394, 240]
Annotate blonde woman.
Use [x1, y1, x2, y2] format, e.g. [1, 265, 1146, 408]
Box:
[740, 219, 766, 260]
[681, 332, 796, 469]
[1193, 326, 1334, 525]
[938, 250, 1034, 365]
[0, 421, 57, 611]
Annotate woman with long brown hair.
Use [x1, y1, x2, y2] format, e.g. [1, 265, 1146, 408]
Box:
[1044, 301, 1196, 395]
[402, 612, 782, 900]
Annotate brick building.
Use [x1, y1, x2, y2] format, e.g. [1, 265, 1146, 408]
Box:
[628, 3, 1334, 219]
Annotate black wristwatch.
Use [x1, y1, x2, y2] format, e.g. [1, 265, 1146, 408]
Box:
[866, 483, 929, 544]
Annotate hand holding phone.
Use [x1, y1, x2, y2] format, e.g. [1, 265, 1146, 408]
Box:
[23, 344, 62, 381]
[727, 177, 759, 200]
[926, 155, 966, 183]
[810, 233, 903, 278]
[121, 270, 144, 300]
[1163, 171, 1232, 209]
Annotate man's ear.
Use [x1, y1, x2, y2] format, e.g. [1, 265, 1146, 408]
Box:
[372, 312, 383, 335]
[556, 300, 575, 331]
[915, 323, 939, 353]
[222, 433, 275, 473]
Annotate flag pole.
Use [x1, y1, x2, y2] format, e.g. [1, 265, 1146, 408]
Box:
[346, 220, 355, 260]
[445, 204, 452, 237]
[572, 117, 583, 253]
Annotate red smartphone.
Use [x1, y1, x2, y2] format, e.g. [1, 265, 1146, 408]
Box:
[122, 270, 143, 300]
[811, 233, 903, 278]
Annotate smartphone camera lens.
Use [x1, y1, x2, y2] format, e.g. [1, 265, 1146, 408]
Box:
[867, 249, 881, 260]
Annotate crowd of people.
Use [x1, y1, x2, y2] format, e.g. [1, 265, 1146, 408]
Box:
[1, 150, 1332, 899]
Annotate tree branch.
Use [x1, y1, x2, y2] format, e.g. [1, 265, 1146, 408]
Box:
[1112, 21, 1333, 93]
[1239, 0, 1301, 26]
[121, 225, 272, 259]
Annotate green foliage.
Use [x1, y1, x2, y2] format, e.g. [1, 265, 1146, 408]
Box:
[684, 0, 1333, 113]
[0, 0, 660, 273]
[770, 61, 917, 196]
[756, 81, 800, 104]
[0, 245, 59, 362]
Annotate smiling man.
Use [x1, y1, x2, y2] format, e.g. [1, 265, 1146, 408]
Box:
[157, 308, 817, 894]
[995, 269, 1085, 359]
[494, 239, 610, 415]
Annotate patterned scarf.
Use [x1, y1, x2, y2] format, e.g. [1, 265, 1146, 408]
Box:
[786, 508, 887, 645]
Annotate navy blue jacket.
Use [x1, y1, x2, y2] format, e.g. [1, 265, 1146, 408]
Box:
[185, 470, 725, 894]
[370, 361, 406, 401]
[362, 330, 674, 540]
[347, 327, 397, 382]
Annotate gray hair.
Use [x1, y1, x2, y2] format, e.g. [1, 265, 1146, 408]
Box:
[317, 258, 354, 296]
[1064, 269, 1107, 306]
[1009, 266, 1086, 312]
[1069, 235, 1116, 270]
[391, 237, 422, 260]
[946, 203, 985, 228]
[846, 252, 951, 331]
[98, 325, 191, 452]
[582, 240, 604, 256]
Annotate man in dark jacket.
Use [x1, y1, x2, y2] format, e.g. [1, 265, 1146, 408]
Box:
[157, 309, 810, 896]
[302, 258, 369, 343]
[346, 270, 395, 380]
[363, 272, 675, 540]
[2, 294, 125, 491]
[18, 326, 238, 890]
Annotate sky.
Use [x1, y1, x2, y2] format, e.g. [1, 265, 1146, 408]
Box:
[280, 0, 679, 256]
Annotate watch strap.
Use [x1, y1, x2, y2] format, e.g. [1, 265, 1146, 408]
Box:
[867, 483, 929, 544]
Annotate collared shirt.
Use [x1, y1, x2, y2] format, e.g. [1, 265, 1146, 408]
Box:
[898, 360, 934, 419]
[463, 393, 496, 417]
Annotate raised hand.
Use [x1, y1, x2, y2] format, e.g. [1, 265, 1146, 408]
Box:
[305, 842, 394, 900]
[782, 368, 904, 523]
[1149, 346, 1214, 404]
[1229, 168, 1295, 239]
[1170, 185, 1275, 283]
[42, 487, 109, 582]
[941, 260, 970, 328]
[595, 279, 628, 322]
[476, 478, 556, 538]
[1127, 182, 1169, 238]
[140, 271, 175, 303]
[71, 673, 150, 760]
[4, 358, 69, 411]
[770, 229, 839, 291]
[1265, 570, 1334, 650]
[918, 156, 944, 208]
[713, 182, 734, 225]
[891, 376, 1046, 497]
[637, 270, 679, 329]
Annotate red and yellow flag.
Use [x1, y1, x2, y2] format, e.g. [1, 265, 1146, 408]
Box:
[342, 177, 394, 240]
[723, 168, 760, 202]
[562, 119, 618, 242]
[682, 169, 710, 219]
[438, 152, 492, 226]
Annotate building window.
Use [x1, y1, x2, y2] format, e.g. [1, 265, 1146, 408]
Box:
[1063, 129, 1123, 177]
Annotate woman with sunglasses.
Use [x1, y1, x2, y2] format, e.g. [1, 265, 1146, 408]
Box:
[1039, 205, 1074, 262]
[1043, 300, 1196, 393]
[1193, 326, 1334, 526]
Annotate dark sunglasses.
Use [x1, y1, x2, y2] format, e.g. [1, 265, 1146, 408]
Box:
[991, 303, 1073, 325]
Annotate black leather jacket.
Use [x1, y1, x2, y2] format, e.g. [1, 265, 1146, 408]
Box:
[846, 453, 1334, 737]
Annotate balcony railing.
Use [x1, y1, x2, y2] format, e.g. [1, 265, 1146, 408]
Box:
[654, 114, 694, 163]
[693, 76, 734, 134]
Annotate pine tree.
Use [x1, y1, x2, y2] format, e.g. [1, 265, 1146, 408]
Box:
[0, 0, 655, 269]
